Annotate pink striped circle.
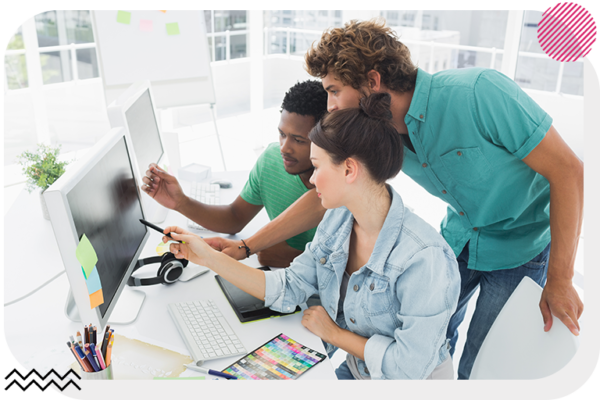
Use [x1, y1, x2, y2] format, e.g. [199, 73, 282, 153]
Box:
[537, 2, 596, 62]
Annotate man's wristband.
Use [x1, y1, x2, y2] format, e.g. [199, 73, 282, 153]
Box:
[238, 239, 251, 259]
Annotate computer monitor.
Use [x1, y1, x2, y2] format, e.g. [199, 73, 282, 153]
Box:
[45, 127, 150, 329]
[107, 81, 169, 223]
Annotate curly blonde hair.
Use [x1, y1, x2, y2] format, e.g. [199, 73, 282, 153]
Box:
[305, 18, 417, 93]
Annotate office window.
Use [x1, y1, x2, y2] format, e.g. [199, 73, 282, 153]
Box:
[514, 10, 583, 95]
[381, 10, 507, 72]
[263, 10, 343, 56]
[34, 10, 98, 84]
[40, 50, 73, 84]
[5, 27, 28, 90]
[204, 10, 247, 61]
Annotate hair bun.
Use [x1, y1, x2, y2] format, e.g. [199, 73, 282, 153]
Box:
[359, 92, 392, 121]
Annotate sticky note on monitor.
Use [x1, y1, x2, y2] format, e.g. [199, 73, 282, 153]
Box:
[166, 22, 180, 36]
[85, 266, 103, 295]
[76, 234, 98, 278]
[89, 289, 104, 309]
[117, 10, 132, 25]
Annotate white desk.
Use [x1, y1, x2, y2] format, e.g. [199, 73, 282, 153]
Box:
[3, 170, 336, 380]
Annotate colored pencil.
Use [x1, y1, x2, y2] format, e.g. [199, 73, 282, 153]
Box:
[76, 331, 83, 348]
[95, 347, 106, 370]
[84, 326, 89, 344]
[101, 331, 110, 359]
[84, 349, 100, 372]
[73, 344, 92, 372]
[67, 342, 87, 371]
[106, 337, 114, 366]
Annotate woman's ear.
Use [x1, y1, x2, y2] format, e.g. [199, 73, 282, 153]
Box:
[367, 70, 382, 92]
[344, 157, 359, 184]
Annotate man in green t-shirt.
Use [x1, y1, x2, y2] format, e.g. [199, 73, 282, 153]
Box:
[141, 80, 327, 267]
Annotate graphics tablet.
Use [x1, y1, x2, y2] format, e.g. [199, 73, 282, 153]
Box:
[215, 267, 301, 323]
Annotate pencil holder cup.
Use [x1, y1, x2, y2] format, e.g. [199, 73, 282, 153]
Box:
[81, 364, 113, 380]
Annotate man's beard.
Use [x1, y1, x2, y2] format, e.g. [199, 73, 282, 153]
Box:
[288, 166, 314, 176]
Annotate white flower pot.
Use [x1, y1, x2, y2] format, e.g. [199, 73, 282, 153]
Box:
[39, 189, 50, 220]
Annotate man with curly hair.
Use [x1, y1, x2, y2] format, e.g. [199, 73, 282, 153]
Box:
[142, 80, 327, 267]
[204, 19, 583, 380]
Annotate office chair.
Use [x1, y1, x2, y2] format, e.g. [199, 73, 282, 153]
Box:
[470, 276, 580, 379]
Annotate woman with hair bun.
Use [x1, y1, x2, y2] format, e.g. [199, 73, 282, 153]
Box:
[163, 93, 460, 380]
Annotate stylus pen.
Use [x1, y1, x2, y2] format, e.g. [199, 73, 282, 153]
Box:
[139, 219, 185, 243]
[184, 364, 238, 380]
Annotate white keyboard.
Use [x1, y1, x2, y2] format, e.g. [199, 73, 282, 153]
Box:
[168, 299, 247, 365]
[187, 182, 221, 230]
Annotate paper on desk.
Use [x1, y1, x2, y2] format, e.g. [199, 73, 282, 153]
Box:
[71, 333, 192, 379]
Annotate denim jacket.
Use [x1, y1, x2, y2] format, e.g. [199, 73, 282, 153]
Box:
[264, 186, 460, 379]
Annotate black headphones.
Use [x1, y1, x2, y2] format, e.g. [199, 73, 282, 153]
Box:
[127, 252, 189, 286]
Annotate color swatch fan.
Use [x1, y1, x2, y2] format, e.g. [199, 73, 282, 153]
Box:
[222, 334, 326, 380]
[537, 2, 596, 62]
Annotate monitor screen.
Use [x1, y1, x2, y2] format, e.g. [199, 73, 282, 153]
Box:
[124, 89, 164, 175]
[67, 136, 146, 318]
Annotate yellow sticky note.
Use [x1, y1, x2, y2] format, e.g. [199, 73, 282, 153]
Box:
[159, 10, 167, 13]
[89, 288, 104, 309]
[76, 234, 98, 278]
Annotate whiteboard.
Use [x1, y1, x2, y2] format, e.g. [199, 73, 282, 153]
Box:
[92, 10, 216, 108]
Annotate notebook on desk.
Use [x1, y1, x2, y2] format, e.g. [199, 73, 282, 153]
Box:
[215, 266, 301, 323]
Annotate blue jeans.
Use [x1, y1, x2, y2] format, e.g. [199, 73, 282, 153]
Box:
[447, 241, 550, 380]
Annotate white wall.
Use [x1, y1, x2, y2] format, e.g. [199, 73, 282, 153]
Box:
[525, 90, 584, 160]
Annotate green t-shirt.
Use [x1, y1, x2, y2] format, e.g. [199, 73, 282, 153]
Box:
[402, 68, 552, 272]
[240, 142, 316, 251]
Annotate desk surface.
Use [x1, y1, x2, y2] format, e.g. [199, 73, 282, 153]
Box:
[3, 171, 336, 380]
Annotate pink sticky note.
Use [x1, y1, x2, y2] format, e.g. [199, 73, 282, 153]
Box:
[140, 19, 153, 32]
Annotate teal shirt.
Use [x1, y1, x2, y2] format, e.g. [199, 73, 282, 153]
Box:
[240, 142, 316, 251]
[402, 68, 553, 272]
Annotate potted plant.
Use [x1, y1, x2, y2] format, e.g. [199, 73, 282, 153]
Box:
[17, 143, 70, 220]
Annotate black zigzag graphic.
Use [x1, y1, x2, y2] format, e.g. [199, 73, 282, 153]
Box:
[5, 368, 81, 391]
[4, 379, 81, 393]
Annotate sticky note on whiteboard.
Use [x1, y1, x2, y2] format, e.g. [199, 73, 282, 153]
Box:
[140, 19, 153, 32]
[166, 22, 180, 36]
[116, 10, 131, 25]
